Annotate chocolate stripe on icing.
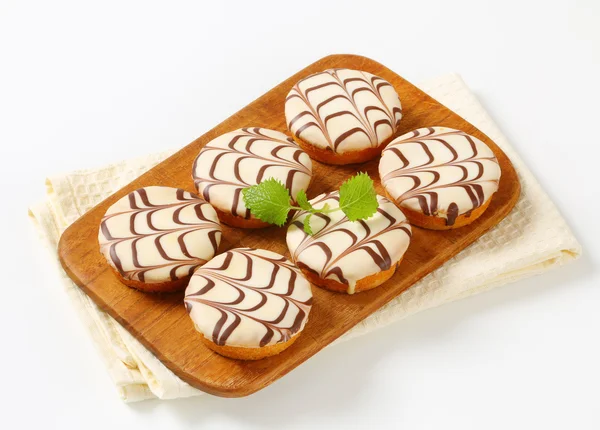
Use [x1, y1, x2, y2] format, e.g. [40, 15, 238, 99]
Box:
[379, 127, 501, 226]
[185, 248, 313, 348]
[285, 69, 403, 154]
[286, 192, 412, 294]
[98, 186, 222, 283]
[192, 127, 312, 219]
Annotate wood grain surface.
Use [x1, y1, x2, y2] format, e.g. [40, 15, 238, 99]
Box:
[58, 54, 521, 397]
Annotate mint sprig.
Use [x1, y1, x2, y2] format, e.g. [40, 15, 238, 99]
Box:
[296, 189, 313, 211]
[303, 213, 313, 235]
[242, 173, 379, 234]
[241, 178, 291, 226]
[338, 172, 379, 221]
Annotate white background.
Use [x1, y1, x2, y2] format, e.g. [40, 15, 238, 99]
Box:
[1, 0, 599, 429]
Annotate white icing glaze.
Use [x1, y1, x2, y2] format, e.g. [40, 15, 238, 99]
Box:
[184, 248, 313, 348]
[99, 186, 222, 283]
[285, 68, 402, 154]
[379, 127, 501, 225]
[192, 127, 312, 219]
[286, 192, 412, 294]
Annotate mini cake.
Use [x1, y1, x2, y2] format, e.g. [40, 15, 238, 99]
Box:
[98, 186, 221, 293]
[286, 192, 412, 294]
[192, 127, 312, 228]
[184, 248, 313, 360]
[285, 68, 402, 165]
[379, 127, 502, 230]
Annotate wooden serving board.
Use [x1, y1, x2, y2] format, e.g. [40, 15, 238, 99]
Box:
[59, 54, 520, 397]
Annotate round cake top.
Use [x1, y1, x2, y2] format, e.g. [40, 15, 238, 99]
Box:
[184, 248, 313, 348]
[379, 127, 501, 226]
[99, 186, 221, 283]
[192, 127, 312, 219]
[286, 192, 412, 294]
[285, 68, 402, 154]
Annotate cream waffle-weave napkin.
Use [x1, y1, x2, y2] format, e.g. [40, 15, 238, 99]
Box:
[28, 74, 581, 402]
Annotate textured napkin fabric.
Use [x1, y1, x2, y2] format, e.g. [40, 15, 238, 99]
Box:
[28, 74, 581, 402]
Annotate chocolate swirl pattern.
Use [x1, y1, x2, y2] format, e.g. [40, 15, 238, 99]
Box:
[285, 68, 403, 154]
[379, 127, 501, 226]
[98, 186, 222, 283]
[184, 248, 313, 348]
[192, 127, 312, 219]
[286, 192, 412, 294]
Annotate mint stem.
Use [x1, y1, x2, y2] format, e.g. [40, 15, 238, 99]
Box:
[292, 205, 338, 216]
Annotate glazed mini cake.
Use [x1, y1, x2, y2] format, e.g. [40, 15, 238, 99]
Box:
[98, 186, 222, 293]
[184, 248, 313, 360]
[285, 68, 402, 165]
[286, 191, 412, 294]
[379, 127, 501, 230]
[192, 127, 313, 228]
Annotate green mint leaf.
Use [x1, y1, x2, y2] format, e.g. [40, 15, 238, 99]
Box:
[242, 178, 292, 226]
[338, 172, 379, 221]
[296, 189, 313, 211]
[303, 213, 313, 235]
